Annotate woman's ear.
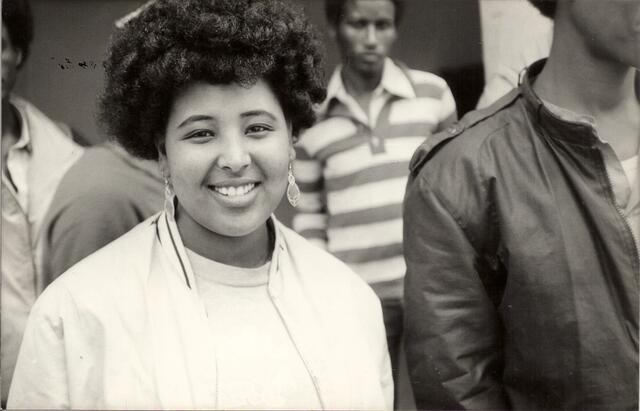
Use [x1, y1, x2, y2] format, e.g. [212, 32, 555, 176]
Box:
[288, 122, 297, 162]
[288, 119, 298, 144]
[289, 144, 296, 162]
[156, 140, 169, 178]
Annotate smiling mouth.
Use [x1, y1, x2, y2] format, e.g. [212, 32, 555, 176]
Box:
[210, 183, 257, 197]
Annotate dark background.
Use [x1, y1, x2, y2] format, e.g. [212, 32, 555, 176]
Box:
[15, 0, 484, 145]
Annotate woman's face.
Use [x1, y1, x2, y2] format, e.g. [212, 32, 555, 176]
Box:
[161, 79, 294, 239]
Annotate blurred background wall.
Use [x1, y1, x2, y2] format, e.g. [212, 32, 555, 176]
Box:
[479, 0, 552, 84]
[14, 0, 485, 146]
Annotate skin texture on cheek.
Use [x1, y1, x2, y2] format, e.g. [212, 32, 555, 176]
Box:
[570, 0, 640, 68]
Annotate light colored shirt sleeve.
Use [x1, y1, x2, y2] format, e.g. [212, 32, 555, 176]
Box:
[476, 65, 521, 109]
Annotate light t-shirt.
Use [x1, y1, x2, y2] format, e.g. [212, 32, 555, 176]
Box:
[186, 249, 322, 410]
[542, 99, 640, 249]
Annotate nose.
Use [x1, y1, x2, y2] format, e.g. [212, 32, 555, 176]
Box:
[365, 24, 378, 47]
[217, 135, 250, 173]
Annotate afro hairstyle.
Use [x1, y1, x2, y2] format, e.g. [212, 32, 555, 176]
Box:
[527, 0, 556, 19]
[325, 0, 404, 27]
[99, 0, 326, 160]
[2, 0, 34, 67]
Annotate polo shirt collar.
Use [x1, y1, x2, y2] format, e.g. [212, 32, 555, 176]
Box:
[322, 58, 415, 115]
[9, 97, 32, 153]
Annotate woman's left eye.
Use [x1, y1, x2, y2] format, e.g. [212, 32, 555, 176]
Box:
[246, 124, 272, 135]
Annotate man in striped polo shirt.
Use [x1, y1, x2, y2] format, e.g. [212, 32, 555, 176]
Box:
[293, 0, 457, 399]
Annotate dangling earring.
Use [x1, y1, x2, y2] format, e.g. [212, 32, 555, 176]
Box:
[286, 163, 300, 207]
[164, 176, 176, 218]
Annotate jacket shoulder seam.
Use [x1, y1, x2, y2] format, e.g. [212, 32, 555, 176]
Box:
[417, 172, 482, 257]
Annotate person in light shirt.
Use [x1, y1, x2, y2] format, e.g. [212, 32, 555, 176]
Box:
[293, 3, 456, 404]
[8, 1, 392, 409]
[1, 0, 83, 405]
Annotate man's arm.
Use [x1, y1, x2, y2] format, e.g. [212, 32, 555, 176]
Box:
[292, 145, 328, 249]
[43, 191, 147, 281]
[403, 171, 508, 410]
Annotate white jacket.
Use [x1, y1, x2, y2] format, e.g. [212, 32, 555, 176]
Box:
[1, 96, 83, 405]
[8, 212, 393, 410]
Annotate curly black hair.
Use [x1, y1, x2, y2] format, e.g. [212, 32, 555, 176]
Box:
[2, 0, 34, 67]
[325, 0, 404, 27]
[99, 0, 326, 160]
[527, 0, 556, 19]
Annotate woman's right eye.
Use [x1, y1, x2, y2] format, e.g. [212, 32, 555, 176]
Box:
[186, 130, 215, 142]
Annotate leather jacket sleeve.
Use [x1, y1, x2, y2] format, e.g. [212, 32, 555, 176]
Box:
[403, 171, 509, 410]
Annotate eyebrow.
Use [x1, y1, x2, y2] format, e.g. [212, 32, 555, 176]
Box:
[176, 110, 277, 129]
[177, 115, 215, 129]
[241, 110, 277, 121]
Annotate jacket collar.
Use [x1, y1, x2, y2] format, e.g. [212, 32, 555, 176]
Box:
[151, 210, 347, 409]
[154, 208, 285, 293]
[520, 59, 639, 147]
[9, 97, 32, 152]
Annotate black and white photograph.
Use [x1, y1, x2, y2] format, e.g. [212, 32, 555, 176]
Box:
[1, 0, 638, 409]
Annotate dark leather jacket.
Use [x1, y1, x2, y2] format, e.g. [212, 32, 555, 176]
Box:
[403, 60, 639, 410]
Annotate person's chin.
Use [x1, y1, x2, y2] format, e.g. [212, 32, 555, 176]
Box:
[355, 59, 384, 75]
[213, 215, 266, 239]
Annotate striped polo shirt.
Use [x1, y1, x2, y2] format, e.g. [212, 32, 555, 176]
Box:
[293, 58, 457, 290]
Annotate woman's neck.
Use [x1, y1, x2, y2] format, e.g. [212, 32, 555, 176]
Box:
[175, 205, 272, 268]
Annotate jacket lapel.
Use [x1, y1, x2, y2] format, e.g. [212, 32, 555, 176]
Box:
[268, 220, 351, 409]
[147, 213, 218, 409]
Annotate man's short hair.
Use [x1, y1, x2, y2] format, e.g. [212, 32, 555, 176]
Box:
[2, 0, 34, 65]
[527, 0, 556, 19]
[325, 0, 404, 27]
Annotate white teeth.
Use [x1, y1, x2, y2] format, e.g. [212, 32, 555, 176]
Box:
[214, 183, 255, 197]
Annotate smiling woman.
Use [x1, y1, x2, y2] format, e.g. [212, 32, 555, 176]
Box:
[6, 1, 393, 410]
[162, 80, 293, 268]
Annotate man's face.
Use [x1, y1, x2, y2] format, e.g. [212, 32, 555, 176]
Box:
[1, 26, 22, 100]
[333, 0, 397, 77]
[569, 0, 640, 69]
